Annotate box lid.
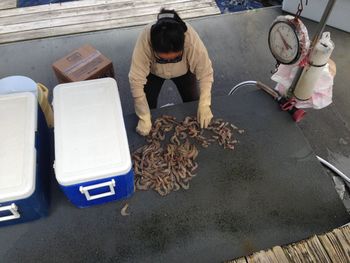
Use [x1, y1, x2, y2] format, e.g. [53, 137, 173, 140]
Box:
[53, 78, 131, 186]
[0, 93, 37, 203]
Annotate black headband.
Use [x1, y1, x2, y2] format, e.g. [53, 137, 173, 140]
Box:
[158, 13, 176, 20]
[155, 12, 187, 32]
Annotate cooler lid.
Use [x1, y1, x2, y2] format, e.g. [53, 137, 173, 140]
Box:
[0, 75, 38, 97]
[53, 78, 132, 186]
[0, 92, 37, 203]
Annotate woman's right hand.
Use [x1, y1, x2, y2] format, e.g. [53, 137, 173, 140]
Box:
[136, 118, 152, 136]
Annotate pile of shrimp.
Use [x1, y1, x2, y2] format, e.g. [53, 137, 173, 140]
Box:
[132, 115, 243, 196]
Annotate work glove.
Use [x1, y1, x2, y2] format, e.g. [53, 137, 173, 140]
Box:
[134, 96, 152, 136]
[136, 115, 152, 136]
[197, 90, 213, 129]
[197, 105, 213, 129]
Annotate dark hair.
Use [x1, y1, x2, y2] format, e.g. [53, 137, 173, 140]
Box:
[150, 9, 188, 53]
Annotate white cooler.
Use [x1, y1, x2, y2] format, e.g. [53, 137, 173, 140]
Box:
[53, 78, 134, 208]
[0, 92, 49, 227]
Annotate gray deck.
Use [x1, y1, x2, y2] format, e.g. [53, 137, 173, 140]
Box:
[0, 6, 350, 263]
[1, 91, 349, 263]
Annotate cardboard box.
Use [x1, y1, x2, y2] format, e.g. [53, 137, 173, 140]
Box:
[52, 45, 115, 83]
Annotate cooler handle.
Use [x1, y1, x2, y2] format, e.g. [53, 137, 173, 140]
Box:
[79, 179, 116, 201]
[0, 204, 20, 222]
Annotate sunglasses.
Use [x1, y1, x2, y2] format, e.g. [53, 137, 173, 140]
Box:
[154, 52, 183, 64]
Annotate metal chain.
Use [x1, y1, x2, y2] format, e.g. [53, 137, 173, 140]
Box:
[295, 0, 308, 19]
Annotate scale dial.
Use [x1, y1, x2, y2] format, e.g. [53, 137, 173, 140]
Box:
[269, 21, 301, 65]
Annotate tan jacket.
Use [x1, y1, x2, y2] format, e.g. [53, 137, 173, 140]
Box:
[129, 23, 214, 100]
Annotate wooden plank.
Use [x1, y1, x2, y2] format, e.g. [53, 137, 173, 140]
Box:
[326, 231, 349, 262]
[0, 1, 133, 25]
[305, 236, 332, 263]
[0, 0, 196, 24]
[270, 246, 289, 263]
[292, 242, 314, 262]
[0, 0, 216, 33]
[235, 258, 248, 263]
[332, 229, 350, 262]
[0, 0, 189, 17]
[247, 250, 270, 262]
[264, 250, 279, 263]
[226, 227, 350, 263]
[318, 233, 345, 262]
[283, 244, 303, 263]
[295, 240, 324, 262]
[0, 0, 132, 17]
[341, 225, 350, 243]
[0, 0, 16, 10]
[246, 248, 288, 263]
[225, 257, 248, 263]
[0, 7, 220, 44]
[253, 250, 280, 263]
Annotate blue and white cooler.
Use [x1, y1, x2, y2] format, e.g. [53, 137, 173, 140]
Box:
[0, 92, 49, 227]
[53, 78, 134, 208]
